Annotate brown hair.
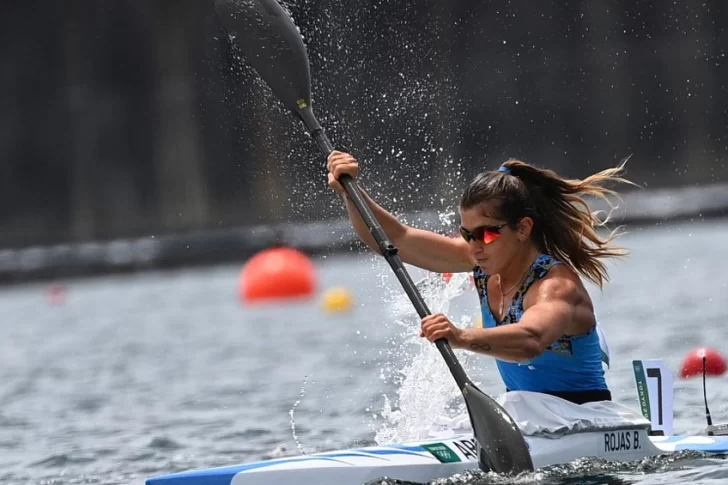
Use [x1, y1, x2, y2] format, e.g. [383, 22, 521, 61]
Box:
[459, 158, 637, 288]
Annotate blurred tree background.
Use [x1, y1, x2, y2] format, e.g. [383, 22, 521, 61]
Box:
[1, 0, 726, 249]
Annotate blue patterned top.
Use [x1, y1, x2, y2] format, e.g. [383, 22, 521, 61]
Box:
[473, 254, 609, 392]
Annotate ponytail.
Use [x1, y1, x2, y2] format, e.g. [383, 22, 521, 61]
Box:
[460, 158, 637, 288]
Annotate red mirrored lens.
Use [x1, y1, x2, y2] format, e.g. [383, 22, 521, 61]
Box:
[460, 226, 502, 244]
[482, 230, 500, 244]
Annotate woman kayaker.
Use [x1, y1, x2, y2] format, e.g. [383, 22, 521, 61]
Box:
[327, 150, 635, 405]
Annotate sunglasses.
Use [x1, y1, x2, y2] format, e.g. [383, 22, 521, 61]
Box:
[459, 223, 507, 244]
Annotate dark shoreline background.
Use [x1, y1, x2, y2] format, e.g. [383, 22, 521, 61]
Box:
[2, 181, 726, 284]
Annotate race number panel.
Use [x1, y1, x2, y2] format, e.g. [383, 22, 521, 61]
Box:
[632, 359, 674, 436]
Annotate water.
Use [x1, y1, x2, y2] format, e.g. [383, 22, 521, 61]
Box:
[1, 218, 727, 485]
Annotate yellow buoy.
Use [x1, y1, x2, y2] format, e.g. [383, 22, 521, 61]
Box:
[474, 314, 483, 328]
[321, 287, 354, 313]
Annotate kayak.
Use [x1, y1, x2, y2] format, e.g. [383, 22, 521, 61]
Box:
[146, 359, 728, 485]
[145, 432, 728, 485]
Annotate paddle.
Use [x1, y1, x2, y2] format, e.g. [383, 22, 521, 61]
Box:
[213, 0, 534, 474]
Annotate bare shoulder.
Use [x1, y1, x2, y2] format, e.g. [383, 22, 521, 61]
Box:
[523, 263, 595, 331]
[526, 264, 584, 301]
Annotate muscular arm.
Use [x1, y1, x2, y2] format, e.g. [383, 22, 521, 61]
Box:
[341, 188, 474, 273]
[456, 273, 581, 362]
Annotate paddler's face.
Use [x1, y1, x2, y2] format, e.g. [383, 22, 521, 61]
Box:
[459, 203, 521, 273]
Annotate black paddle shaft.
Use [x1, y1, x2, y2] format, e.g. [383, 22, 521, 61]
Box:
[295, 110, 533, 474]
[298, 108, 471, 386]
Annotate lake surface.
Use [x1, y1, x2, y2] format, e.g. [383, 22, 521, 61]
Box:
[1, 217, 727, 484]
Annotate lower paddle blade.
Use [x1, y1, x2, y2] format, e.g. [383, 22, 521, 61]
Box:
[463, 381, 534, 475]
[214, 0, 313, 114]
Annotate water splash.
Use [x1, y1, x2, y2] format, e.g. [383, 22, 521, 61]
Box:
[374, 271, 484, 445]
[212, 0, 469, 224]
[289, 373, 310, 455]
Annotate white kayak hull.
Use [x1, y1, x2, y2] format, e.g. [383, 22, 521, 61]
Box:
[147, 359, 727, 485]
[146, 429, 728, 485]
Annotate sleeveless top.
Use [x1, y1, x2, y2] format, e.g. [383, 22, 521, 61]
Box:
[473, 254, 609, 393]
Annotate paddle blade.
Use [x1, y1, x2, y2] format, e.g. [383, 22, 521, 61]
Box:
[214, 0, 313, 114]
[463, 382, 534, 475]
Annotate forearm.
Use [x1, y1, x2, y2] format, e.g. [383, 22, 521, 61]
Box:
[339, 184, 473, 273]
[457, 326, 542, 363]
[341, 187, 407, 253]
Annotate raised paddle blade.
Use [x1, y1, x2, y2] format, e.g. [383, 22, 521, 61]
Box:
[214, 0, 313, 114]
[463, 382, 534, 474]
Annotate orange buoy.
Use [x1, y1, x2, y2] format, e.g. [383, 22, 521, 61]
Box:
[238, 247, 317, 303]
[680, 347, 727, 378]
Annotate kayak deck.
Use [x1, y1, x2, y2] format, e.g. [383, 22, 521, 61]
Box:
[651, 434, 728, 453]
[146, 433, 728, 485]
